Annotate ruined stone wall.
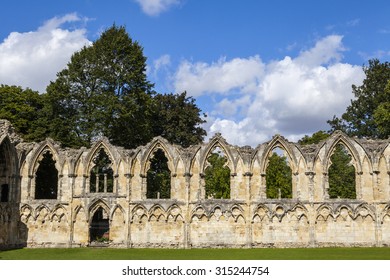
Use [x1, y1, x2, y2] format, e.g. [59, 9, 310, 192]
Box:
[1, 119, 390, 248]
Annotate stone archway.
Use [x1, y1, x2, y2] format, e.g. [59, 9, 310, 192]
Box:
[89, 207, 110, 242]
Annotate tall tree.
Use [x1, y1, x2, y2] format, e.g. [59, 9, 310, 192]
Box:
[146, 149, 171, 199]
[152, 92, 206, 148]
[265, 152, 292, 199]
[46, 25, 154, 148]
[204, 152, 231, 199]
[328, 59, 390, 139]
[328, 144, 356, 199]
[45, 25, 206, 149]
[0, 85, 47, 141]
[298, 132, 356, 199]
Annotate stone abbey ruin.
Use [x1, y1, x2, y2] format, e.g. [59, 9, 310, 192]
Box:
[1, 119, 390, 249]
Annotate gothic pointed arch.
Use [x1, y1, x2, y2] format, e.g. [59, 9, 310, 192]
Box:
[325, 134, 362, 172]
[110, 204, 126, 222]
[0, 135, 17, 203]
[316, 203, 334, 222]
[252, 203, 271, 222]
[199, 133, 235, 173]
[88, 199, 110, 222]
[142, 138, 173, 199]
[259, 135, 298, 174]
[260, 136, 295, 199]
[324, 133, 360, 199]
[85, 139, 118, 174]
[86, 142, 115, 193]
[140, 136, 175, 175]
[200, 134, 234, 199]
[28, 140, 62, 176]
[87, 199, 111, 242]
[30, 142, 61, 200]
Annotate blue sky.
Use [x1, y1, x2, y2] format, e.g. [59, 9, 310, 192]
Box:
[1, 0, 389, 147]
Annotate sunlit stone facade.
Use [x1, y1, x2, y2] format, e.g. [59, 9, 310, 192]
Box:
[1, 119, 390, 248]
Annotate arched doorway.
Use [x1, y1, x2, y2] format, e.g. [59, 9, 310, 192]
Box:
[89, 207, 110, 242]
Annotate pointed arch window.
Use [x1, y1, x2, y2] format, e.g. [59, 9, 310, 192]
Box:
[265, 147, 292, 199]
[89, 207, 110, 242]
[204, 146, 231, 199]
[35, 151, 58, 199]
[90, 148, 114, 193]
[0, 142, 10, 202]
[146, 149, 171, 199]
[328, 143, 356, 199]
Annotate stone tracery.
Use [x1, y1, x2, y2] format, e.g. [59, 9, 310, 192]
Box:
[0, 119, 390, 248]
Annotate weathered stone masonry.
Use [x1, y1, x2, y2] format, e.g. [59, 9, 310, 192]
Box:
[1, 119, 390, 248]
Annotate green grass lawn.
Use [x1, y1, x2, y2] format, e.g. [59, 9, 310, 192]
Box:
[1, 247, 390, 260]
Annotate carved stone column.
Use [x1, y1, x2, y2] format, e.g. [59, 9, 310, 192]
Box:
[323, 172, 329, 200]
[183, 172, 192, 249]
[305, 171, 315, 202]
[244, 172, 253, 248]
[260, 173, 266, 200]
[140, 174, 147, 200]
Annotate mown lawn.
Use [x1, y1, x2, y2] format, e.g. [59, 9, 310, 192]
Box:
[1, 247, 390, 260]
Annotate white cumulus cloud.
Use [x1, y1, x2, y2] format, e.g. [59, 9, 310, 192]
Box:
[134, 0, 180, 16]
[173, 35, 365, 147]
[175, 56, 265, 97]
[0, 13, 90, 93]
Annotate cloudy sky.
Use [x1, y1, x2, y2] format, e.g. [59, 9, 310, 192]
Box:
[1, 0, 389, 147]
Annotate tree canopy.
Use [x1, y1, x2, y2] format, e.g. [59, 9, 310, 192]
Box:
[0, 25, 206, 149]
[204, 151, 231, 199]
[328, 144, 356, 199]
[146, 149, 171, 199]
[328, 59, 390, 139]
[0, 85, 47, 142]
[265, 152, 292, 199]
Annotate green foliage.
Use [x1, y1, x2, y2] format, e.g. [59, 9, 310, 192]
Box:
[152, 92, 207, 147]
[0, 85, 47, 141]
[298, 130, 329, 145]
[328, 59, 390, 139]
[328, 144, 356, 199]
[42, 25, 206, 149]
[205, 152, 231, 199]
[45, 25, 154, 148]
[147, 149, 171, 199]
[373, 81, 390, 137]
[90, 149, 113, 193]
[266, 152, 292, 199]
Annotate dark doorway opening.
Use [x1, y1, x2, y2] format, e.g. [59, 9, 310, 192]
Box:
[89, 207, 110, 242]
[1, 184, 9, 202]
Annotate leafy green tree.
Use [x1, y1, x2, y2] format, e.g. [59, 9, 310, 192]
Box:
[146, 149, 171, 199]
[298, 132, 356, 199]
[0, 85, 47, 141]
[205, 152, 230, 199]
[45, 25, 206, 149]
[45, 25, 154, 148]
[328, 144, 356, 199]
[298, 130, 329, 145]
[152, 92, 206, 147]
[328, 59, 390, 139]
[373, 80, 390, 137]
[90, 148, 114, 193]
[266, 152, 292, 199]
